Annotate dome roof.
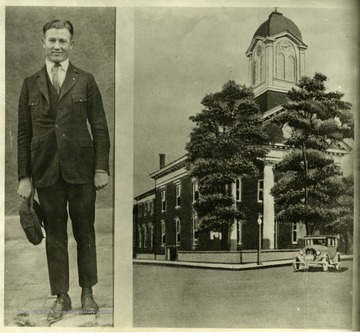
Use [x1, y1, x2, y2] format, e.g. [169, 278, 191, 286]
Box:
[254, 11, 302, 42]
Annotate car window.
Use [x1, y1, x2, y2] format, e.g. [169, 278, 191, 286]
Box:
[327, 238, 335, 246]
[313, 238, 326, 246]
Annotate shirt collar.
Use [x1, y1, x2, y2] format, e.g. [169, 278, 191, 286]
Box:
[45, 58, 69, 72]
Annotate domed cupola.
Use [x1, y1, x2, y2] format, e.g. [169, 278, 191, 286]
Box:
[245, 9, 308, 112]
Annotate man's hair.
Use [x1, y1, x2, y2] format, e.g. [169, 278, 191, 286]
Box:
[43, 20, 74, 37]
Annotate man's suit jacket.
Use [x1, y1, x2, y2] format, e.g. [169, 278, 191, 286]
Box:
[17, 62, 110, 189]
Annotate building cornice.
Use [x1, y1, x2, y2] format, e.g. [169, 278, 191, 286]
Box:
[246, 32, 307, 57]
[134, 188, 156, 202]
[150, 154, 189, 180]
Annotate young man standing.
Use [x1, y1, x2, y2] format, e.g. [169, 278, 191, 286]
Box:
[17, 19, 110, 322]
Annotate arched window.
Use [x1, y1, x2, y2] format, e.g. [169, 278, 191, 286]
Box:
[276, 40, 296, 82]
[287, 55, 295, 82]
[260, 56, 265, 83]
[253, 44, 265, 86]
[253, 59, 258, 85]
[276, 53, 285, 79]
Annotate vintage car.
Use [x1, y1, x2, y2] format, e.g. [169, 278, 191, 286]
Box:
[293, 235, 341, 272]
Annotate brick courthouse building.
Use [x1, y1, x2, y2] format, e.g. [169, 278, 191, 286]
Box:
[133, 10, 351, 261]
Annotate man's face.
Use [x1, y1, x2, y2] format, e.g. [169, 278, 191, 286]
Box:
[42, 28, 73, 63]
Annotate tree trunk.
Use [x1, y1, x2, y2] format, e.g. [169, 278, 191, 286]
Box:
[222, 222, 232, 251]
[302, 143, 309, 233]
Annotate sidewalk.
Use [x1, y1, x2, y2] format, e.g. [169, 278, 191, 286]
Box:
[133, 255, 353, 270]
[4, 230, 113, 328]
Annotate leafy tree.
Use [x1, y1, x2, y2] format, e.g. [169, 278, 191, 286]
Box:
[271, 73, 353, 235]
[186, 80, 270, 247]
[325, 174, 354, 253]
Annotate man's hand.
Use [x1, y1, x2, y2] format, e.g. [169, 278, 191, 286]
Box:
[94, 171, 109, 190]
[17, 177, 34, 199]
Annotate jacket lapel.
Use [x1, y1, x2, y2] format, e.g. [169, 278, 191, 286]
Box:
[36, 66, 49, 103]
[59, 62, 78, 101]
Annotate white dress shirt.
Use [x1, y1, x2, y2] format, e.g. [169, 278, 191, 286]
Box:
[45, 58, 69, 87]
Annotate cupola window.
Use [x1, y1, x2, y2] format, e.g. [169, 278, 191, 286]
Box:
[253, 44, 265, 86]
[275, 40, 296, 83]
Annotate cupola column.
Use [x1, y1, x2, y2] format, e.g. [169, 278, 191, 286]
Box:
[299, 47, 306, 78]
[264, 39, 275, 87]
[248, 57, 252, 86]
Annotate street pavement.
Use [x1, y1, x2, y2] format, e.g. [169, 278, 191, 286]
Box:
[4, 230, 114, 328]
[133, 260, 354, 329]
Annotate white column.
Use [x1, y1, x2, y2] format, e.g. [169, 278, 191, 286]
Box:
[265, 40, 274, 87]
[299, 48, 306, 78]
[248, 57, 252, 86]
[263, 161, 275, 249]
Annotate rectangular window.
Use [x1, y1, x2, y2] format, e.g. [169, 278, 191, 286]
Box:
[192, 215, 199, 246]
[292, 223, 298, 244]
[257, 179, 264, 202]
[237, 219, 242, 245]
[150, 200, 154, 215]
[327, 238, 335, 247]
[161, 189, 166, 212]
[175, 218, 181, 246]
[235, 178, 242, 202]
[161, 221, 166, 246]
[149, 224, 154, 248]
[143, 202, 147, 217]
[193, 181, 199, 202]
[143, 225, 148, 248]
[138, 227, 142, 248]
[138, 204, 143, 218]
[210, 231, 222, 240]
[176, 184, 181, 208]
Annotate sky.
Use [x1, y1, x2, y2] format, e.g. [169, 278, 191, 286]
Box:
[133, 4, 357, 197]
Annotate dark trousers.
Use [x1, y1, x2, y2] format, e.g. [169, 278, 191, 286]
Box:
[37, 176, 98, 295]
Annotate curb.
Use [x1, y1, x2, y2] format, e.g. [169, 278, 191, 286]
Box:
[133, 255, 353, 271]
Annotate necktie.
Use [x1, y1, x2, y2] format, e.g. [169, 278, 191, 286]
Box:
[51, 63, 61, 94]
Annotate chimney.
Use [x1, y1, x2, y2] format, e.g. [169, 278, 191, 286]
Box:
[159, 154, 166, 169]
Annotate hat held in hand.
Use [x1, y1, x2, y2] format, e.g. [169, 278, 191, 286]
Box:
[19, 193, 45, 245]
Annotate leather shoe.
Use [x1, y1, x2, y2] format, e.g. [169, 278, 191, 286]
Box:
[81, 294, 99, 314]
[47, 294, 72, 322]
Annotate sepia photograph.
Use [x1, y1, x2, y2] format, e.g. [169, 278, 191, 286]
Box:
[132, 4, 358, 330]
[0, 0, 358, 333]
[4, 6, 115, 328]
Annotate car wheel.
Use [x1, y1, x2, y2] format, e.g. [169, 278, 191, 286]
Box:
[322, 262, 329, 272]
[293, 260, 300, 272]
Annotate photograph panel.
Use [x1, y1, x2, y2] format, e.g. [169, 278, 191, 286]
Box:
[4, 6, 115, 328]
[132, 4, 357, 330]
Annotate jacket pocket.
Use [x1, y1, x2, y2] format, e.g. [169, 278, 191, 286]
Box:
[78, 137, 94, 176]
[72, 94, 88, 117]
[28, 97, 50, 118]
[28, 97, 39, 107]
[28, 97, 41, 119]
